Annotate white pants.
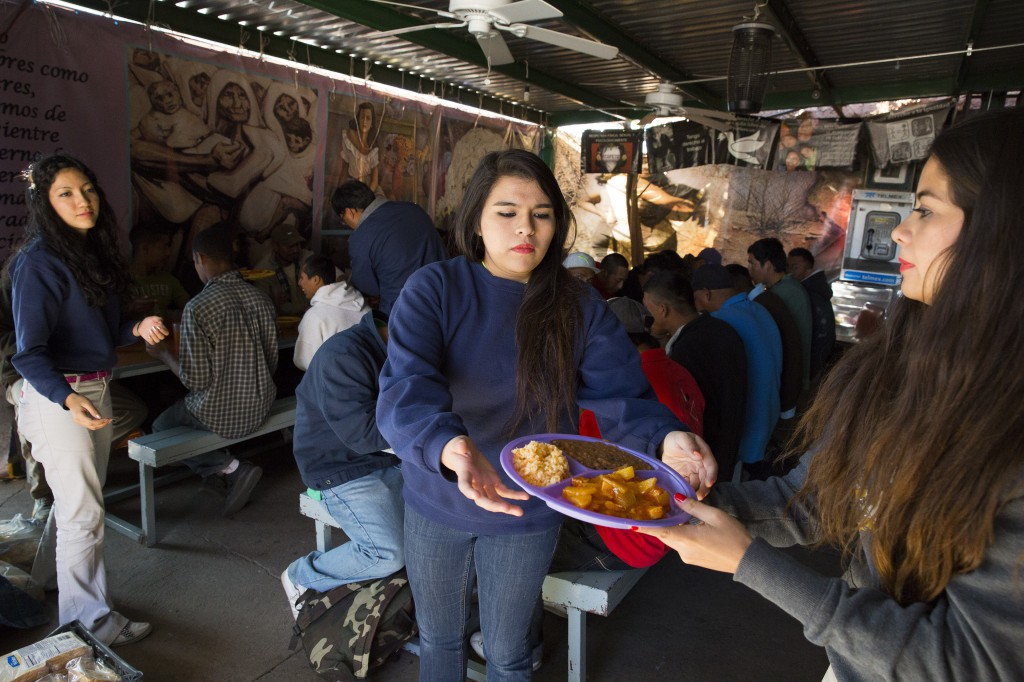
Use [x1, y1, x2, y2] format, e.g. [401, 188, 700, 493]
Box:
[17, 376, 127, 643]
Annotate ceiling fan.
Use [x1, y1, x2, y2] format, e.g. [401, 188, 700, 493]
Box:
[636, 83, 737, 131]
[364, 0, 619, 66]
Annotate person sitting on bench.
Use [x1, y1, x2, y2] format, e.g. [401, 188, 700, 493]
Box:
[146, 225, 278, 517]
[280, 310, 404, 619]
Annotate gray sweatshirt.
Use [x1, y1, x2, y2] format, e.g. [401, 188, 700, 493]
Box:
[712, 454, 1024, 681]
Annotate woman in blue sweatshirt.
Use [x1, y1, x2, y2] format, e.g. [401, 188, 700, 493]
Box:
[10, 155, 166, 645]
[377, 150, 714, 679]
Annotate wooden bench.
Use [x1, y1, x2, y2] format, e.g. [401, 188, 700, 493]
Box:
[104, 396, 297, 547]
[299, 491, 646, 681]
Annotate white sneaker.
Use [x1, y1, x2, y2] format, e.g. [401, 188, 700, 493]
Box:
[469, 630, 543, 671]
[110, 620, 152, 647]
[281, 569, 304, 620]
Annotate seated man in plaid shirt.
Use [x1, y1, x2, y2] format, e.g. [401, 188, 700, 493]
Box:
[147, 225, 278, 516]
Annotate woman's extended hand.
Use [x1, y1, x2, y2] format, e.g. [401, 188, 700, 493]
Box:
[635, 496, 752, 574]
[441, 435, 529, 517]
[137, 316, 169, 345]
[64, 393, 112, 430]
[660, 430, 717, 499]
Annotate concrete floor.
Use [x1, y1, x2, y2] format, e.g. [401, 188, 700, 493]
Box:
[1, 433, 835, 681]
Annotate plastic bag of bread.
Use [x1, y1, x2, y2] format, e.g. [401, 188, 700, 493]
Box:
[36, 675, 68, 682]
[65, 657, 120, 682]
[1, 633, 90, 682]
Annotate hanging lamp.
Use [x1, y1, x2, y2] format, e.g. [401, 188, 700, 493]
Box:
[726, 3, 775, 114]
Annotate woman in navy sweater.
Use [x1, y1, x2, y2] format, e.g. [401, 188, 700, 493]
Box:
[377, 150, 714, 679]
[10, 155, 166, 645]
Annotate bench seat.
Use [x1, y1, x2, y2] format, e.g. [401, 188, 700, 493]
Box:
[104, 396, 297, 546]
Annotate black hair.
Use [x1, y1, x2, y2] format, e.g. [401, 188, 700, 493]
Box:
[331, 180, 377, 215]
[643, 270, 696, 314]
[789, 247, 814, 268]
[191, 224, 234, 264]
[15, 154, 130, 306]
[599, 252, 629, 272]
[301, 253, 336, 285]
[640, 250, 685, 274]
[452, 149, 584, 434]
[282, 116, 312, 140]
[747, 237, 787, 273]
[725, 263, 753, 293]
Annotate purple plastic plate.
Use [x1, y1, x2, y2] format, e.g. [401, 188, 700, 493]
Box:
[500, 433, 694, 529]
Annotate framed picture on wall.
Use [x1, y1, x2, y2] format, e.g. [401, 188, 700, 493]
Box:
[866, 159, 916, 191]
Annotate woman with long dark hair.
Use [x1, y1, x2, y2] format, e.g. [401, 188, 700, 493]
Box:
[641, 108, 1024, 679]
[377, 149, 713, 679]
[11, 154, 166, 645]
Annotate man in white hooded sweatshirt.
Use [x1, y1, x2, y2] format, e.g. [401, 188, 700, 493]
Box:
[293, 254, 369, 371]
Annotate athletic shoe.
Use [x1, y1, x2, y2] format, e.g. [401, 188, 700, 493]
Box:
[222, 462, 262, 517]
[281, 568, 305, 620]
[110, 620, 153, 647]
[469, 630, 543, 671]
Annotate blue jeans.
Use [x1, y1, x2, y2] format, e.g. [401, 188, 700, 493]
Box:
[404, 505, 559, 682]
[288, 465, 405, 590]
[152, 399, 230, 477]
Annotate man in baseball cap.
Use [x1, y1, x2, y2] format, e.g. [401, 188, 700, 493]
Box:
[562, 252, 599, 282]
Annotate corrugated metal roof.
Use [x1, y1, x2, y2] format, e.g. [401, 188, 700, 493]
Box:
[70, 0, 1024, 124]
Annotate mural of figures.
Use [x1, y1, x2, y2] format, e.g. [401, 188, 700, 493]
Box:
[322, 88, 435, 232]
[126, 47, 319, 290]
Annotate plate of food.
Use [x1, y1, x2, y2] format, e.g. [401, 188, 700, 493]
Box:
[239, 268, 276, 281]
[499, 433, 694, 529]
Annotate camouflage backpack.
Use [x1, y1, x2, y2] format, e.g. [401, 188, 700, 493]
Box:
[289, 569, 417, 681]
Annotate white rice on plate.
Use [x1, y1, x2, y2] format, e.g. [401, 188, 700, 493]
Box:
[512, 441, 570, 487]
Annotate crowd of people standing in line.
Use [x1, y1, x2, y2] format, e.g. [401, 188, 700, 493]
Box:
[4, 107, 1024, 682]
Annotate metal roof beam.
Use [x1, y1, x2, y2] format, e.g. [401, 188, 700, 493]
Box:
[543, 0, 723, 109]
[295, 0, 626, 111]
[954, 0, 992, 95]
[763, 0, 843, 118]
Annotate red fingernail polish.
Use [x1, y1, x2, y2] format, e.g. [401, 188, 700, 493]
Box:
[674, 493, 687, 503]
[629, 526, 639, 531]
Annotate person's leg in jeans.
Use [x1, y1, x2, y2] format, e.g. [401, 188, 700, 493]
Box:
[403, 505, 476, 680]
[475, 524, 559, 681]
[18, 377, 128, 643]
[287, 465, 404, 590]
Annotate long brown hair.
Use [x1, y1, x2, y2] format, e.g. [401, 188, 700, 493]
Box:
[793, 108, 1024, 604]
[452, 149, 584, 434]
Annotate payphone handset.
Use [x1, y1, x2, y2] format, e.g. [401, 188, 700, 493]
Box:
[861, 211, 901, 261]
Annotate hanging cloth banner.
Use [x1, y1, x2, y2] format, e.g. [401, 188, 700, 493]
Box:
[714, 118, 779, 168]
[865, 100, 952, 168]
[581, 130, 643, 174]
[646, 121, 714, 171]
[773, 118, 862, 171]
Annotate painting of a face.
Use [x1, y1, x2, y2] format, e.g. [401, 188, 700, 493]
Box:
[149, 81, 182, 115]
[217, 82, 251, 124]
[274, 94, 299, 124]
[357, 106, 373, 133]
[188, 73, 210, 106]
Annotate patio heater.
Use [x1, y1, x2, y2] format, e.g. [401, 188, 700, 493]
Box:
[726, 20, 775, 114]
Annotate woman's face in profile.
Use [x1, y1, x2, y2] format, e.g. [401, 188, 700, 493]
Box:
[217, 82, 251, 124]
[892, 157, 963, 304]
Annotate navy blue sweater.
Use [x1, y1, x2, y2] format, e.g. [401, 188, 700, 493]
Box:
[377, 257, 684, 535]
[11, 239, 135, 406]
[293, 311, 398, 490]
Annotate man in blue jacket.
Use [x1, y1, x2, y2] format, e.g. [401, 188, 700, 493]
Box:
[331, 180, 448, 315]
[280, 310, 404, 619]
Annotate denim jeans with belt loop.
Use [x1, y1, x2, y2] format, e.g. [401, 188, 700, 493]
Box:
[404, 504, 559, 681]
[18, 374, 129, 643]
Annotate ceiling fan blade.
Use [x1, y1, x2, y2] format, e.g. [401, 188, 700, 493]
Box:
[490, 0, 562, 24]
[508, 24, 619, 60]
[679, 106, 736, 122]
[363, 0, 457, 19]
[637, 110, 659, 127]
[476, 31, 515, 66]
[681, 113, 733, 133]
[368, 21, 466, 39]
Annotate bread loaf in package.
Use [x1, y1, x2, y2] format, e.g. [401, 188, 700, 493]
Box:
[1, 633, 91, 682]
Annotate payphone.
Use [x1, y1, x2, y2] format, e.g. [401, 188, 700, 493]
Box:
[841, 189, 915, 286]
